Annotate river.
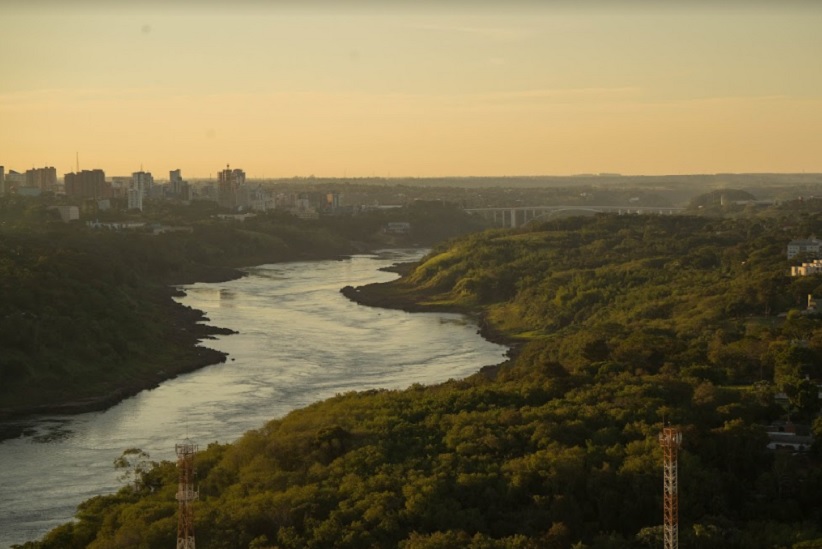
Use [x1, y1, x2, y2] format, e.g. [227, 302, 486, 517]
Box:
[0, 249, 508, 548]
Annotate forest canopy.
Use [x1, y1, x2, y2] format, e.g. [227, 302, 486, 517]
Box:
[20, 211, 822, 548]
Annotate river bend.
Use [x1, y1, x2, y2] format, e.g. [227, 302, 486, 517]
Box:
[0, 249, 508, 547]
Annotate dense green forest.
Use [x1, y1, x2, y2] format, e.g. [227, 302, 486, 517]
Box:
[0, 196, 485, 422]
[21, 211, 822, 548]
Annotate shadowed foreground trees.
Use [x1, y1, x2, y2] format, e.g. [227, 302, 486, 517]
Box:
[27, 363, 822, 548]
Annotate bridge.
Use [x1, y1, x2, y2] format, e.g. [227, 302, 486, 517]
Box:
[465, 205, 686, 228]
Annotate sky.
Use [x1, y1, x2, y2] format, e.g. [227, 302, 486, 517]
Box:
[1, 1, 821, 179]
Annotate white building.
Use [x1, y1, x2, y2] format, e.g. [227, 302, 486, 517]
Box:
[132, 171, 154, 200]
[127, 187, 143, 211]
[5, 170, 25, 191]
[110, 176, 132, 198]
[170, 169, 183, 194]
[54, 205, 79, 222]
[217, 166, 246, 209]
[787, 237, 822, 259]
[791, 259, 822, 277]
[239, 184, 273, 211]
[384, 222, 411, 234]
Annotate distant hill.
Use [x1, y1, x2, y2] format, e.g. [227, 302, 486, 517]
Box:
[688, 188, 757, 209]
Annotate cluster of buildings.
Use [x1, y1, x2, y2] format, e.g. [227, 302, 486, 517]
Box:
[0, 163, 349, 219]
[0, 164, 250, 212]
[62, 169, 192, 210]
[789, 237, 822, 277]
[787, 237, 822, 260]
[765, 420, 814, 452]
[0, 166, 57, 196]
[791, 260, 822, 277]
[209, 165, 287, 212]
[0, 164, 191, 209]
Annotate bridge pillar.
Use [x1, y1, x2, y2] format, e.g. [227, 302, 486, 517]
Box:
[511, 208, 517, 228]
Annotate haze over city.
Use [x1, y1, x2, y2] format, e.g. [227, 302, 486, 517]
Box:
[2, 0, 822, 179]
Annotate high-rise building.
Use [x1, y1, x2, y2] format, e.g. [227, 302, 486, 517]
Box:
[132, 171, 154, 199]
[217, 165, 246, 209]
[127, 187, 143, 211]
[5, 170, 25, 192]
[110, 176, 132, 199]
[64, 169, 109, 199]
[0, 166, 5, 196]
[25, 167, 57, 192]
[170, 169, 184, 196]
[326, 191, 340, 210]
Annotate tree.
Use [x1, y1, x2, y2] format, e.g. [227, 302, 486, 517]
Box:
[114, 448, 156, 492]
[782, 378, 821, 421]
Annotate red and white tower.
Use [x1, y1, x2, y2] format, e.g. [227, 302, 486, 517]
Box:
[176, 440, 198, 549]
[659, 427, 682, 549]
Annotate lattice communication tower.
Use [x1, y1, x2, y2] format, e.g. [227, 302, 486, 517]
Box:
[176, 440, 198, 549]
[659, 427, 682, 549]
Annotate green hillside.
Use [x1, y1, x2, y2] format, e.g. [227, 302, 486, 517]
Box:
[24, 213, 822, 549]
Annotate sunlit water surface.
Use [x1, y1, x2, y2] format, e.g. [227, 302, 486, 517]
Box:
[0, 250, 508, 548]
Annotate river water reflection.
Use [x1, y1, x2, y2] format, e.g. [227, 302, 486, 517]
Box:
[0, 249, 508, 547]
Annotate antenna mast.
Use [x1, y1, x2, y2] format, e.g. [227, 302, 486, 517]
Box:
[175, 440, 198, 549]
[659, 426, 682, 549]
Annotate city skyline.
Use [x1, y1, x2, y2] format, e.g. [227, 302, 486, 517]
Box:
[2, 1, 822, 178]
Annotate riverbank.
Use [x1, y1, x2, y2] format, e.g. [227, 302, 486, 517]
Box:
[0, 249, 511, 549]
[340, 276, 519, 370]
[0, 286, 236, 440]
[0, 243, 360, 441]
[0, 251, 414, 440]
[0, 197, 498, 440]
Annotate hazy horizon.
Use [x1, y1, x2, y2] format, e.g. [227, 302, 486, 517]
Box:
[3, 1, 822, 179]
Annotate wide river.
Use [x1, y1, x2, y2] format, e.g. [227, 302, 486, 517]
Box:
[0, 249, 508, 548]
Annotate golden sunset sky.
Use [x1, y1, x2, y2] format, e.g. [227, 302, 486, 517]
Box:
[2, 1, 821, 178]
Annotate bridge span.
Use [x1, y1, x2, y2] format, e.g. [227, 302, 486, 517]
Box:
[465, 205, 685, 228]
